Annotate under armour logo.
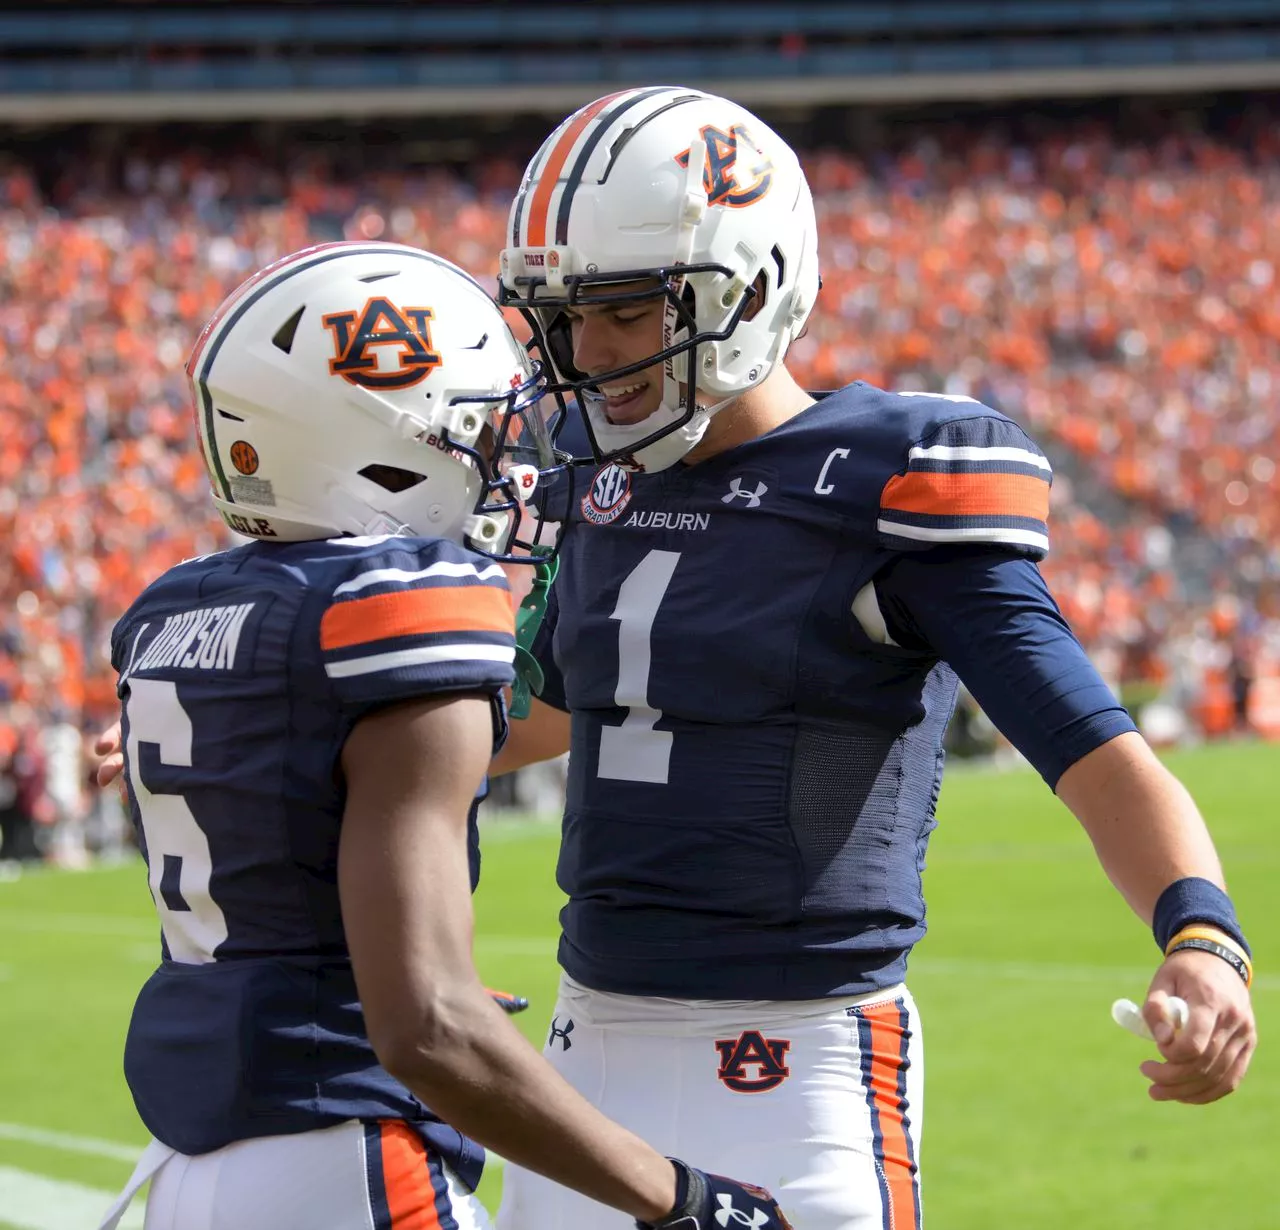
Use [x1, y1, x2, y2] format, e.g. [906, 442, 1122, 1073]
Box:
[722, 477, 768, 508]
[715, 1195, 770, 1228]
[548, 1016, 575, 1051]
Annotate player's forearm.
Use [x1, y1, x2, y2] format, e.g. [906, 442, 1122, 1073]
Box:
[1055, 731, 1225, 923]
[490, 694, 570, 776]
[339, 769, 673, 1223]
[382, 989, 675, 1222]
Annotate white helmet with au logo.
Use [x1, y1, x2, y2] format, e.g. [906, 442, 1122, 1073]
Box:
[498, 86, 819, 472]
[187, 240, 564, 558]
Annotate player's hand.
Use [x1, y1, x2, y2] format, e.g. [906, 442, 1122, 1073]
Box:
[93, 720, 125, 789]
[1139, 946, 1256, 1104]
[487, 988, 529, 1014]
[638, 1159, 793, 1229]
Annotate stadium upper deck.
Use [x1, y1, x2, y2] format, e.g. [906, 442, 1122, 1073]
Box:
[3, 0, 1280, 118]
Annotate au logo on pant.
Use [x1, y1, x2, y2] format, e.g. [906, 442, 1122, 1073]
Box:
[715, 1030, 791, 1093]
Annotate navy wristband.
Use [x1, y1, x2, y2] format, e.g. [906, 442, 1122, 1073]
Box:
[1152, 877, 1251, 957]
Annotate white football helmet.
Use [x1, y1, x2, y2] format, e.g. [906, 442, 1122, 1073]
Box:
[187, 241, 564, 557]
[498, 86, 819, 471]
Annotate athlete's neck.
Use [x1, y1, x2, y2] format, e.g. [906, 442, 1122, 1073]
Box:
[682, 365, 814, 465]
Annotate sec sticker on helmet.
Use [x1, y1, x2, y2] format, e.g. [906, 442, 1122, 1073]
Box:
[230, 440, 260, 475]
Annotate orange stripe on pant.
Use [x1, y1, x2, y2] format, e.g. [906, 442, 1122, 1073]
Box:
[380, 1121, 447, 1229]
[863, 1001, 921, 1230]
[880, 469, 1049, 522]
[320, 584, 514, 651]
[524, 90, 630, 246]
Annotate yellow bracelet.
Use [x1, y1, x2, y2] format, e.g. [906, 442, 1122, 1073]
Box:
[1165, 925, 1253, 986]
[1165, 924, 1251, 964]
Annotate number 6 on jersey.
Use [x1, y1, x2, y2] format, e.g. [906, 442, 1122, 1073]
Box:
[124, 678, 229, 964]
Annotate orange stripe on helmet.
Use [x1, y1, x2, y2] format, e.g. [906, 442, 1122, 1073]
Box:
[864, 1001, 921, 1229]
[880, 469, 1049, 523]
[524, 90, 631, 247]
[379, 1122, 444, 1229]
[320, 584, 514, 652]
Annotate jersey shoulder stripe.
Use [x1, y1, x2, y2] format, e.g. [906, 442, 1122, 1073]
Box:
[325, 642, 515, 680]
[878, 411, 1051, 557]
[320, 584, 512, 654]
[314, 538, 516, 708]
[332, 558, 507, 598]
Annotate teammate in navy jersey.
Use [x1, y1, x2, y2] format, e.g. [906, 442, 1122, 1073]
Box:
[94, 241, 795, 1230]
[482, 88, 1258, 1227]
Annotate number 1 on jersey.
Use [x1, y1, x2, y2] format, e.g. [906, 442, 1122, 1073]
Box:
[598, 549, 680, 784]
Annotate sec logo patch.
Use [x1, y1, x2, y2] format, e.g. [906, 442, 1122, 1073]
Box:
[230, 440, 259, 475]
[581, 463, 632, 525]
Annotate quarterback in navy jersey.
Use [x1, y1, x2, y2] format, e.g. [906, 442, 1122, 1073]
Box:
[95, 242, 796, 1230]
[537, 383, 1123, 1000]
[489, 87, 1258, 1228]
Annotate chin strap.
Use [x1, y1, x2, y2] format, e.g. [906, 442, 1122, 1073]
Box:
[585, 392, 721, 473]
[510, 552, 559, 719]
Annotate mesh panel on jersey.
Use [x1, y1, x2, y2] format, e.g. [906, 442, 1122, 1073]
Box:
[788, 665, 958, 917]
[788, 721, 899, 915]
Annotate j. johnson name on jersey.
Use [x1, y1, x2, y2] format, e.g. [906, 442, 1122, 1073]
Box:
[122, 603, 257, 678]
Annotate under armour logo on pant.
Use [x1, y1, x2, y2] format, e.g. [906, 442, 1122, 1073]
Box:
[715, 1195, 770, 1227]
[548, 1016, 575, 1051]
[722, 478, 768, 508]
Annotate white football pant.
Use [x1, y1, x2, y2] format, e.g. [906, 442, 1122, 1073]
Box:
[498, 976, 924, 1230]
[98, 1119, 491, 1230]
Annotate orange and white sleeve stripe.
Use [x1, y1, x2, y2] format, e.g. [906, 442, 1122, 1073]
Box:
[320, 556, 515, 702]
[878, 416, 1052, 558]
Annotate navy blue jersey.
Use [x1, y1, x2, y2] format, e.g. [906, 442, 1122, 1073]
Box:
[110, 534, 515, 1180]
[535, 383, 1133, 1000]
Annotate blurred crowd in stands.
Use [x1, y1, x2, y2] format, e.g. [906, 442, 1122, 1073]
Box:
[2, 95, 1279, 864]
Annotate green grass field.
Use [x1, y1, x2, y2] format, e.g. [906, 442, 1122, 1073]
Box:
[0, 742, 1275, 1228]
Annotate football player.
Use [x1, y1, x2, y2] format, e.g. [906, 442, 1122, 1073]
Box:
[94, 241, 794, 1230]
[486, 88, 1257, 1228]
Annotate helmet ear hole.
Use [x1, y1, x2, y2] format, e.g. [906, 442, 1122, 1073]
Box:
[672, 280, 698, 341]
[544, 313, 585, 381]
[742, 271, 768, 323]
[358, 463, 427, 493]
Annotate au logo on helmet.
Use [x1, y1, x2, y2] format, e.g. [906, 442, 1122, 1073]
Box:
[321, 296, 442, 390]
[675, 123, 774, 209]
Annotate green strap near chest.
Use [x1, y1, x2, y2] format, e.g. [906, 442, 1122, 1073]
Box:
[509, 553, 559, 720]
